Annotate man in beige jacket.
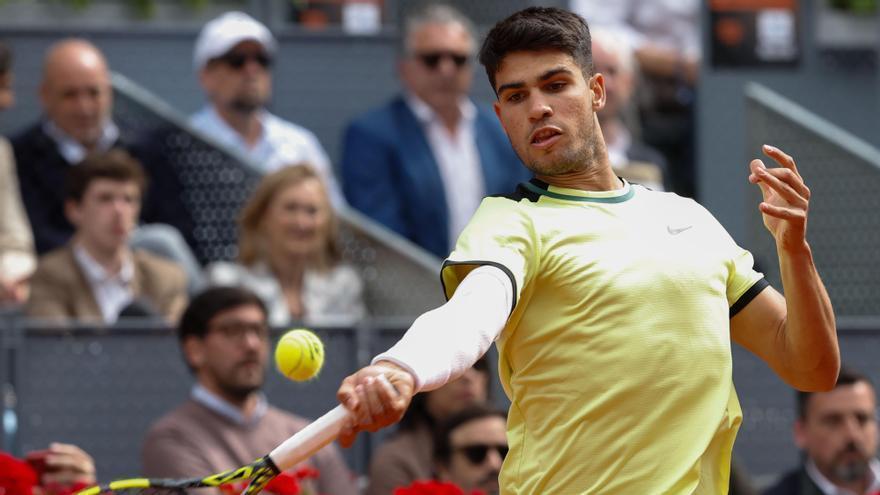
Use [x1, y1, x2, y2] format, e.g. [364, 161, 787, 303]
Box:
[26, 149, 187, 324]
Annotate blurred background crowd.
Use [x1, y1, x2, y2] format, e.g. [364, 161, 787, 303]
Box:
[0, 0, 878, 494]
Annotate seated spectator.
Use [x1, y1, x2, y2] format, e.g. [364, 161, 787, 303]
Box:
[432, 404, 507, 495]
[11, 38, 202, 290]
[1, 443, 96, 495]
[206, 165, 365, 326]
[25, 150, 187, 324]
[763, 366, 879, 495]
[365, 356, 490, 495]
[142, 286, 357, 495]
[340, 4, 529, 258]
[592, 28, 667, 191]
[571, 0, 699, 197]
[0, 40, 35, 305]
[190, 12, 343, 208]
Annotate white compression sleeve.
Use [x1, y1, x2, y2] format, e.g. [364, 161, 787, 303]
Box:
[372, 265, 513, 392]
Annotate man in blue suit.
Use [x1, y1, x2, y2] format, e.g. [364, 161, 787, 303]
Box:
[341, 4, 529, 258]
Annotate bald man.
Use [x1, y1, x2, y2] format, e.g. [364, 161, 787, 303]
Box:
[12, 39, 203, 293]
[12, 39, 125, 254]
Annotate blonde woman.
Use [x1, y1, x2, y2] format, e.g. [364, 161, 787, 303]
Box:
[207, 165, 366, 326]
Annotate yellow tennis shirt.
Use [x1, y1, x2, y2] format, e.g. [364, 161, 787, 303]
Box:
[441, 179, 767, 494]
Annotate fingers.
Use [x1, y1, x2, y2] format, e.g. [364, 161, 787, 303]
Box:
[42, 443, 96, 484]
[335, 365, 415, 446]
[754, 166, 809, 207]
[762, 144, 801, 176]
[759, 202, 807, 221]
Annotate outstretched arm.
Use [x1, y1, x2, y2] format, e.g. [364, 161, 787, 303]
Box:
[731, 145, 838, 391]
[335, 265, 512, 446]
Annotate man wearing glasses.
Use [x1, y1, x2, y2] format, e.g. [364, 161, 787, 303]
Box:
[191, 12, 344, 208]
[433, 404, 507, 495]
[142, 286, 357, 494]
[340, 4, 529, 258]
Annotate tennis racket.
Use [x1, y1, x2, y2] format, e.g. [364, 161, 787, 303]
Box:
[76, 404, 350, 495]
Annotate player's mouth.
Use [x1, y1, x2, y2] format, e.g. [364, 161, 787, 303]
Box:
[530, 126, 563, 149]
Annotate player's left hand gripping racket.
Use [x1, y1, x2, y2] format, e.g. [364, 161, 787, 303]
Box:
[76, 404, 350, 495]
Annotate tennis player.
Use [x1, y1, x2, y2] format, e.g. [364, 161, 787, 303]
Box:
[337, 7, 839, 494]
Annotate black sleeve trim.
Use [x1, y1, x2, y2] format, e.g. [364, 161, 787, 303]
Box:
[440, 260, 518, 315]
[729, 278, 770, 318]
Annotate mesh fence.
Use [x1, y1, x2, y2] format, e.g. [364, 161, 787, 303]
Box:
[111, 73, 445, 320]
[745, 83, 880, 317]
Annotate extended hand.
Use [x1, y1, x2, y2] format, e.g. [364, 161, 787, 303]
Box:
[336, 361, 415, 448]
[749, 145, 811, 252]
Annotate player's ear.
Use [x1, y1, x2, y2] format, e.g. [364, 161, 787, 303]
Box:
[493, 101, 507, 133]
[590, 73, 606, 111]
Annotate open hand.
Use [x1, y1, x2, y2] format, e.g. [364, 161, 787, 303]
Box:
[748, 145, 811, 252]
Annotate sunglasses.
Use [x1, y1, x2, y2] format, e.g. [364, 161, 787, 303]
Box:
[217, 52, 273, 70]
[455, 444, 508, 465]
[417, 51, 470, 70]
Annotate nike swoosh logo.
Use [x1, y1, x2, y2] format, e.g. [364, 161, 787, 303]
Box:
[667, 225, 693, 235]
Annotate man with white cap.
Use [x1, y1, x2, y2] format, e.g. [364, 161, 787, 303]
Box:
[190, 11, 343, 208]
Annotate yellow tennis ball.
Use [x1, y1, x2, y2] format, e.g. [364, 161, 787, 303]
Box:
[275, 328, 325, 381]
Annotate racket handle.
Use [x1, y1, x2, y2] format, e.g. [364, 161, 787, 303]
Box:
[268, 404, 350, 472]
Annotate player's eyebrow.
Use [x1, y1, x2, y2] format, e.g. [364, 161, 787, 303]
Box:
[496, 66, 574, 95]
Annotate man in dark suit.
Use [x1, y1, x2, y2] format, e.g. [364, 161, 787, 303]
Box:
[340, 4, 529, 258]
[763, 366, 879, 495]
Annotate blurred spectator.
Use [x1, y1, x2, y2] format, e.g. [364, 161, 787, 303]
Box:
[2, 443, 96, 495]
[25, 150, 187, 324]
[10, 39, 203, 291]
[142, 286, 357, 495]
[763, 366, 879, 495]
[365, 356, 490, 495]
[0, 41, 36, 305]
[190, 12, 343, 208]
[340, 4, 529, 258]
[570, 0, 699, 198]
[206, 165, 365, 326]
[591, 28, 667, 191]
[432, 404, 507, 495]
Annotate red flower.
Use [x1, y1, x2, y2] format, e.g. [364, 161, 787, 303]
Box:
[264, 473, 301, 495]
[218, 467, 321, 495]
[0, 452, 38, 495]
[393, 480, 486, 495]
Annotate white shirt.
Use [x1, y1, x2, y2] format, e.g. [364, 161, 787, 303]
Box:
[72, 245, 134, 324]
[806, 458, 880, 495]
[404, 93, 484, 250]
[43, 120, 120, 165]
[190, 106, 344, 209]
[191, 383, 268, 427]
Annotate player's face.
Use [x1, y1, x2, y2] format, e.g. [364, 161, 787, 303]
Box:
[400, 22, 474, 115]
[440, 415, 507, 495]
[194, 304, 270, 402]
[66, 179, 140, 255]
[263, 177, 330, 259]
[426, 367, 489, 422]
[200, 40, 272, 114]
[40, 54, 112, 149]
[795, 382, 878, 485]
[493, 50, 606, 177]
